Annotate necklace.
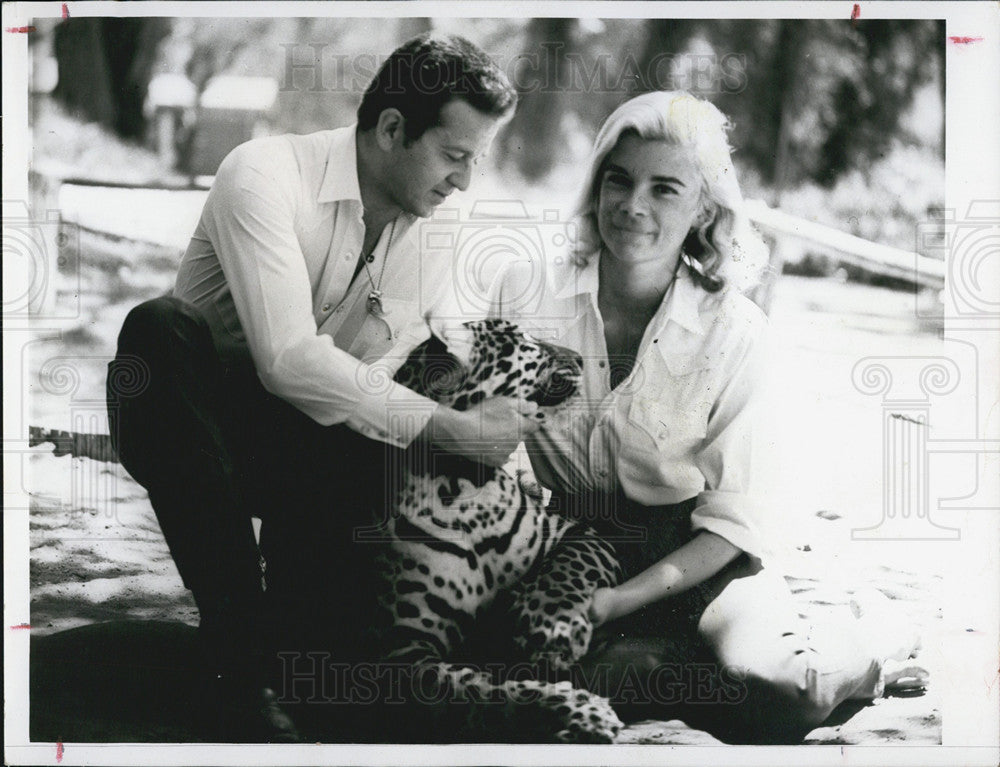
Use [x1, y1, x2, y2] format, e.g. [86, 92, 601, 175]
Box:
[362, 218, 396, 317]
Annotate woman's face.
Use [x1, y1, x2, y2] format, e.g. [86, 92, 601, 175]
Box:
[596, 134, 703, 269]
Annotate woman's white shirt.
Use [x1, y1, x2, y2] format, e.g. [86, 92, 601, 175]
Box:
[491, 254, 769, 560]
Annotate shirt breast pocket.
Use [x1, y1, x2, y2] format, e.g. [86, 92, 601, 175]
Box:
[628, 348, 712, 454]
[359, 297, 429, 371]
[378, 297, 427, 345]
[628, 395, 709, 453]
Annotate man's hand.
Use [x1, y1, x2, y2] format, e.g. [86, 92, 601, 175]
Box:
[420, 397, 539, 468]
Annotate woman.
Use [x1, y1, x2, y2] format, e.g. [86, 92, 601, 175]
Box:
[494, 91, 927, 741]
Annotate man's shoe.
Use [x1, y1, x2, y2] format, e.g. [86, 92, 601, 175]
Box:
[205, 677, 302, 743]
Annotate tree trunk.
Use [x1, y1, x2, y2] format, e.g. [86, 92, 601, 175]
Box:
[501, 18, 575, 180]
[52, 19, 116, 129]
[638, 19, 698, 91]
[937, 24, 946, 162]
[52, 18, 170, 139]
[767, 22, 806, 197]
[748, 21, 806, 313]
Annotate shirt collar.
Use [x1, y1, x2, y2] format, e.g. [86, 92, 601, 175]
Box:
[316, 124, 420, 238]
[552, 252, 707, 337]
[317, 124, 363, 204]
[551, 253, 599, 300]
[666, 265, 707, 337]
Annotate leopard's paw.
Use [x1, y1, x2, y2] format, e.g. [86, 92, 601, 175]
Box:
[527, 612, 594, 673]
[549, 686, 623, 744]
[508, 681, 622, 744]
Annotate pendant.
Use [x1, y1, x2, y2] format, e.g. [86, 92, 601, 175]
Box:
[366, 290, 384, 317]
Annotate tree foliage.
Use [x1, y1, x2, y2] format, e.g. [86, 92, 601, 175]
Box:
[705, 19, 943, 189]
[49, 16, 943, 196]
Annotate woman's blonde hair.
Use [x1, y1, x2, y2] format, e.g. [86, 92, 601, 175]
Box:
[574, 90, 767, 293]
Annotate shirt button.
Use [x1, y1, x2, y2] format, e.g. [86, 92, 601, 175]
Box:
[322, 303, 331, 312]
[366, 254, 375, 263]
[598, 361, 606, 368]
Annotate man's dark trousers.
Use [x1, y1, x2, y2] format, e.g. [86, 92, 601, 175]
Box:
[106, 296, 394, 684]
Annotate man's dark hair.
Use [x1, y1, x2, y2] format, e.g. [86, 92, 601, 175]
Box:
[357, 34, 517, 143]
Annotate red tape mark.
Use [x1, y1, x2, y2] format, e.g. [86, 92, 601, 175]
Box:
[851, 4, 860, 21]
[10, 623, 31, 630]
[62, 3, 70, 18]
[949, 36, 983, 45]
[56, 741, 64, 763]
[5, 26, 36, 33]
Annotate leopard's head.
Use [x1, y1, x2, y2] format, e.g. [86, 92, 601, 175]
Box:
[393, 319, 582, 414]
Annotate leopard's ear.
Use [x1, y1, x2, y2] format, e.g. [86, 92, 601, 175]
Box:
[426, 316, 475, 369]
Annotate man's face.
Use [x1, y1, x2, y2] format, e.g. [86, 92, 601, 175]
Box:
[384, 100, 504, 218]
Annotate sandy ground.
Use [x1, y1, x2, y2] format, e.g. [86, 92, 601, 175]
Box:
[23, 225, 945, 744]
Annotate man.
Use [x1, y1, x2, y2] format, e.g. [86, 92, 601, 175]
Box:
[106, 34, 531, 741]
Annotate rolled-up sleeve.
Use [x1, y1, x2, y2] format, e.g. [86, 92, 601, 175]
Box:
[202, 142, 436, 447]
[690, 301, 770, 559]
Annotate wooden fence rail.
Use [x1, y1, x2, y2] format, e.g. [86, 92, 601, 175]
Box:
[745, 198, 945, 291]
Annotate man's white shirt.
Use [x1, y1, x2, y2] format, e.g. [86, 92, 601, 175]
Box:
[175, 125, 450, 447]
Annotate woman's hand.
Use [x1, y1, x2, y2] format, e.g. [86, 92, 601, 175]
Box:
[588, 587, 620, 628]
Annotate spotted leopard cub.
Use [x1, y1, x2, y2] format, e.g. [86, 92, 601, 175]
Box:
[371, 318, 623, 743]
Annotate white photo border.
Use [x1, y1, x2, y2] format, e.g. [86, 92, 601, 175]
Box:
[4, 2, 998, 765]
